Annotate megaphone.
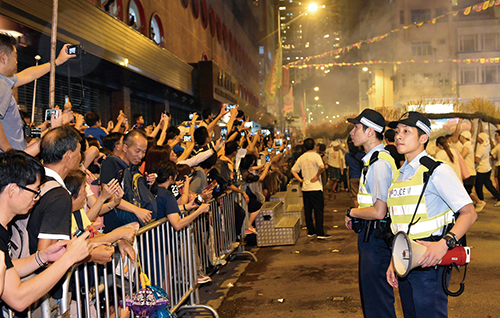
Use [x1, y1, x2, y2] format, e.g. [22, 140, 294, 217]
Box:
[392, 231, 470, 277]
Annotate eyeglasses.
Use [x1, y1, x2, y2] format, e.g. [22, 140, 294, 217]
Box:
[18, 185, 41, 200]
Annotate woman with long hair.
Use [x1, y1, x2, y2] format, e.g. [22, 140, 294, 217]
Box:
[435, 136, 463, 181]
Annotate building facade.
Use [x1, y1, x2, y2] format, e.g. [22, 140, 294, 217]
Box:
[1, 0, 270, 126]
[357, 0, 500, 112]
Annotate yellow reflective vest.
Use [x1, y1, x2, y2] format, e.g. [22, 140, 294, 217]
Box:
[358, 151, 397, 209]
[386, 163, 455, 240]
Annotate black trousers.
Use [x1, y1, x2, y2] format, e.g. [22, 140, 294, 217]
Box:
[475, 170, 500, 201]
[302, 190, 325, 236]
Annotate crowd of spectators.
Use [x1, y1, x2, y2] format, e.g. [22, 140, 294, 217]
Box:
[0, 33, 304, 313]
[0, 32, 303, 315]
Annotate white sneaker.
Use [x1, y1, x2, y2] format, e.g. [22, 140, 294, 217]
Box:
[197, 271, 212, 284]
[476, 201, 486, 212]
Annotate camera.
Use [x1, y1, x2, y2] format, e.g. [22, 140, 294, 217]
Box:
[23, 125, 42, 139]
[67, 44, 82, 56]
[183, 135, 192, 142]
[45, 109, 59, 122]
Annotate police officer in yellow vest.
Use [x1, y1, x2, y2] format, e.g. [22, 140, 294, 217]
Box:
[386, 112, 477, 318]
[345, 109, 397, 318]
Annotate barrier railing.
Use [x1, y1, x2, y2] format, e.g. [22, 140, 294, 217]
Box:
[7, 189, 257, 318]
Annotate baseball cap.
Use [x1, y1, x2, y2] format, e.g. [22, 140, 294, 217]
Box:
[388, 111, 431, 136]
[347, 109, 386, 133]
[460, 131, 471, 140]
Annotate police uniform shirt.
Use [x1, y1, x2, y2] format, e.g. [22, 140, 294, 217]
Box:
[361, 144, 394, 205]
[397, 150, 472, 221]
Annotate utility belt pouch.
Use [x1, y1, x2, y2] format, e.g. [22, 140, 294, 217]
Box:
[372, 214, 395, 248]
[374, 215, 392, 239]
[351, 217, 364, 233]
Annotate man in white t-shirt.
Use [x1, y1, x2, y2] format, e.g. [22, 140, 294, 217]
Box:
[490, 130, 500, 190]
[325, 141, 344, 194]
[475, 132, 500, 207]
[291, 138, 331, 239]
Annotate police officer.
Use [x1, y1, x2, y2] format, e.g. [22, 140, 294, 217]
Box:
[386, 112, 477, 318]
[345, 109, 397, 318]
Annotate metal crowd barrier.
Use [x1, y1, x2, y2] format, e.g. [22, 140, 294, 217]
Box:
[193, 191, 257, 281]
[7, 189, 258, 318]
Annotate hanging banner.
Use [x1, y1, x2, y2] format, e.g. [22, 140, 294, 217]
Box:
[284, 57, 500, 69]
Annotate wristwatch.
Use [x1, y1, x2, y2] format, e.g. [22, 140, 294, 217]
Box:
[444, 232, 458, 250]
[346, 207, 353, 218]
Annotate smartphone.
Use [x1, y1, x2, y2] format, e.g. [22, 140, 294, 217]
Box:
[67, 44, 80, 55]
[45, 109, 59, 121]
[267, 147, 273, 153]
[287, 144, 291, 150]
[266, 155, 271, 163]
[244, 122, 252, 128]
[194, 194, 203, 205]
[188, 171, 196, 178]
[240, 131, 245, 137]
[189, 113, 193, 120]
[225, 104, 236, 111]
[64, 95, 69, 104]
[250, 131, 257, 136]
[183, 135, 192, 142]
[221, 127, 228, 140]
[275, 139, 283, 147]
[74, 229, 85, 237]
[276, 150, 280, 155]
[286, 136, 290, 141]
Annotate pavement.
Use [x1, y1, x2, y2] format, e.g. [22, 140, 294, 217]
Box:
[194, 190, 500, 318]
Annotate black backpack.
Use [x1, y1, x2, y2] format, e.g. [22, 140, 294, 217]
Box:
[115, 164, 157, 225]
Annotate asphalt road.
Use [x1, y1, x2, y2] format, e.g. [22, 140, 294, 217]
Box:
[197, 190, 500, 318]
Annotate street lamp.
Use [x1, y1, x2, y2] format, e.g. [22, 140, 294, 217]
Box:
[308, 3, 319, 12]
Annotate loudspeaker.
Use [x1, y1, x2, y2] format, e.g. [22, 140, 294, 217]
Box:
[392, 231, 471, 278]
[392, 231, 427, 277]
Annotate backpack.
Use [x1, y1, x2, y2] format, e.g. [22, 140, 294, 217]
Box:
[9, 180, 61, 261]
[115, 164, 157, 226]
